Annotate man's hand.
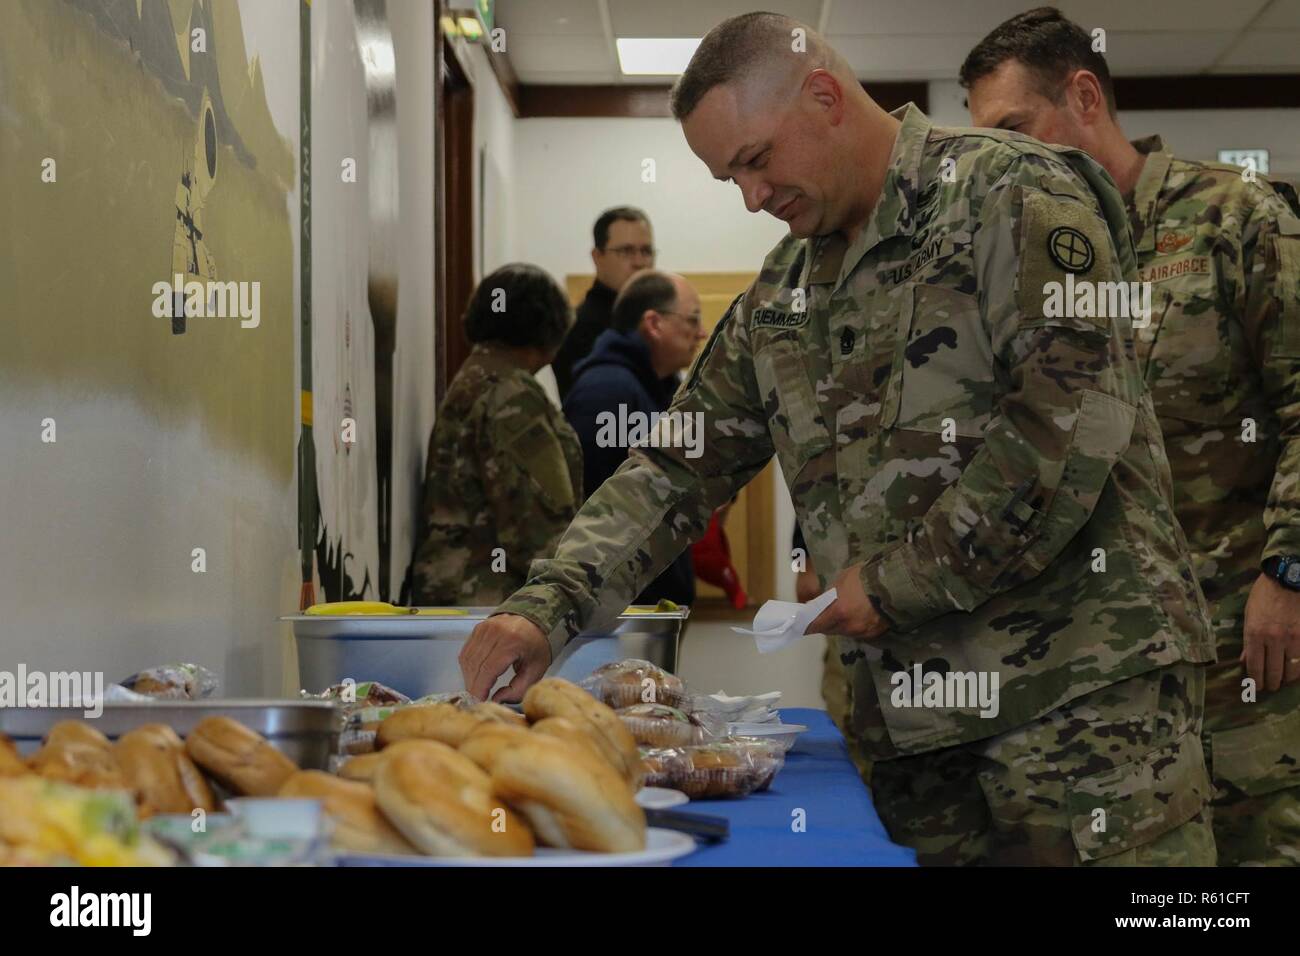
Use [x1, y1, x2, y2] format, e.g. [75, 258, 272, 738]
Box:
[459, 613, 551, 702]
[805, 563, 890, 641]
[1241, 574, 1300, 692]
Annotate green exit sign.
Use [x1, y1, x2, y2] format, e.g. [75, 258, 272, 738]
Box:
[1218, 149, 1269, 174]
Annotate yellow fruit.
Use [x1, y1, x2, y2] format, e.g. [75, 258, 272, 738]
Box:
[304, 602, 417, 616]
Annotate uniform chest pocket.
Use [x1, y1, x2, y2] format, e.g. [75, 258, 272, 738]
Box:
[1143, 290, 1236, 426]
[885, 283, 993, 437]
[753, 339, 832, 467]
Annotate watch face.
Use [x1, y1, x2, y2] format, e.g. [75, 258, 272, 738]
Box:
[1286, 563, 1300, 587]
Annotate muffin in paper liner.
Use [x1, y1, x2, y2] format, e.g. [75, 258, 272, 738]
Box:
[729, 737, 786, 792]
[618, 703, 703, 748]
[580, 659, 687, 710]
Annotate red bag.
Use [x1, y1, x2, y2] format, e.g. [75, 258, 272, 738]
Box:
[692, 511, 747, 609]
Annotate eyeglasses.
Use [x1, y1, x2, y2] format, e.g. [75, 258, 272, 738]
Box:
[660, 309, 702, 330]
[604, 244, 656, 259]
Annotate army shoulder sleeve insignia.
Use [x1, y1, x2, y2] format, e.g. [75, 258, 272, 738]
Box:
[1017, 188, 1115, 327]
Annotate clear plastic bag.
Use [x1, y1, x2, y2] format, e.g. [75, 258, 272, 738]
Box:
[617, 703, 703, 748]
[579, 659, 687, 709]
[119, 663, 219, 700]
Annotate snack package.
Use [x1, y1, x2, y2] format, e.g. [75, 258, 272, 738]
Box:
[120, 663, 219, 700]
[580, 659, 687, 710]
[641, 738, 785, 799]
[617, 703, 704, 749]
[302, 682, 414, 756]
[687, 690, 782, 725]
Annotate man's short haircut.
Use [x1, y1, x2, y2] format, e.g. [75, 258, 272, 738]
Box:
[611, 271, 678, 334]
[671, 11, 835, 121]
[462, 262, 571, 350]
[959, 7, 1117, 116]
[593, 206, 650, 250]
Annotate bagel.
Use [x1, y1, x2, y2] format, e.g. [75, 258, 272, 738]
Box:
[373, 740, 533, 857]
[375, 703, 491, 749]
[115, 724, 214, 816]
[279, 770, 416, 856]
[184, 716, 298, 797]
[491, 734, 646, 853]
[522, 678, 640, 783]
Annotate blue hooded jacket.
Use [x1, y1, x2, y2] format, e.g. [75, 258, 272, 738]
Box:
[562, 328, 695, 606]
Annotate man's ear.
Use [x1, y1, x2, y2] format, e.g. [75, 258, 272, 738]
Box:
[641, 311, 663, 342]
[1069, 70, 1106, 123]
[806, 69, 843, 116]
[590, 247, 601, 270]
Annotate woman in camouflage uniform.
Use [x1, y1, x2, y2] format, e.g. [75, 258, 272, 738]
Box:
[411, 264, 583, 606]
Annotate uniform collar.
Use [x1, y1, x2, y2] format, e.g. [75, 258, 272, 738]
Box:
[1129, 135, 1172, 255]
[799, 103, 929, 292]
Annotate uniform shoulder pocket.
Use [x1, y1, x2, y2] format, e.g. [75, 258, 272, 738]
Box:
[1017, 188, 1120, 334]
[1273, 221, 1300, 357]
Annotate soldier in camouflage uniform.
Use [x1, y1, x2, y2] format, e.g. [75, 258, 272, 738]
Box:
[411, 264, 583, 607]
[460, 13, 1217, 865]
[964, 6, 1300, 867]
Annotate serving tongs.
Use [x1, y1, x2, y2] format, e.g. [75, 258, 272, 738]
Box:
[643, 807, 730, 843]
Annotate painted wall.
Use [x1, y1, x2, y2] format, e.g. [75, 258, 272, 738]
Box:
[0, 0, 301, 694]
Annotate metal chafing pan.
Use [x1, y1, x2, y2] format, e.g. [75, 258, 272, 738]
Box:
[0, 699, 340, 770]
[284, 606, 690, 699]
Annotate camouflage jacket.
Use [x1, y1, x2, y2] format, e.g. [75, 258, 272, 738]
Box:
[411, 344, 583, 607]
[497, 106, 1214, 756]
[1127, 136, 1300, 651]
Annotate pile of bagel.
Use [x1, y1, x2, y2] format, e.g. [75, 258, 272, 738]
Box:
[301, 676, 646, 857]
[0, 676, 647, 860]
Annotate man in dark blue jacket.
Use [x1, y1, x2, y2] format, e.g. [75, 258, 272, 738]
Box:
[563, 270, 706, 606]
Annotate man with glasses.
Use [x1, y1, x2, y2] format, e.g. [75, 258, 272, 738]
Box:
[562, 269, 707, 606]
[552, 206, 657, 398]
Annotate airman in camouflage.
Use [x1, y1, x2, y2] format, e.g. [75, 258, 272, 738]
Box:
[461, 14, 1217, 865]
[964, 5, 1300, 867]
[411, 265, 583, 607]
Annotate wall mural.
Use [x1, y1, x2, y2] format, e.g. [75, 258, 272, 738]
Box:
[307, 0, 403, 604]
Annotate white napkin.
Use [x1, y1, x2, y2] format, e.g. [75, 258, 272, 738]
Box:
[731, 588, 838, 654]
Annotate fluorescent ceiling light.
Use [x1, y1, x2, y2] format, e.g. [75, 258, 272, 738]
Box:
[616, 38, 701, 75]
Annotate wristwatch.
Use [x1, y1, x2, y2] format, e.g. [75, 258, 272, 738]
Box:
[1262, 555, 1300, 592]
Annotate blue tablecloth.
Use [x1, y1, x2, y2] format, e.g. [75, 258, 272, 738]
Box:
[675, 707, 916, 867]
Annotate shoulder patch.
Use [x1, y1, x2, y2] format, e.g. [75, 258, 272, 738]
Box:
[1017, 188, 1116, 328]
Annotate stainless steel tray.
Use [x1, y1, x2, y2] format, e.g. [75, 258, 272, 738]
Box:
[0, 699, 340, 770]
[284, 606, 690, 699]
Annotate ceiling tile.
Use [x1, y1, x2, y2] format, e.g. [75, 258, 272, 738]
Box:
[830, 34, 993, 80]
[1216, 31, 1300, 70]
[494, 0, 606, 36]
[1254, 0, 1300, 30]
[508, 35, 617, 74]
[826, 0, 1038, 35]
[608, 0, 822, 38]
[1055, 0, 1269, 32]
[1100, 31, 1239, 73]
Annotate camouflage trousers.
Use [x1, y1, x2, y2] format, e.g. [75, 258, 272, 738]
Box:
[1203, 650, 1300, 866]
[865, 662, 1217, 866]
[821, 641, 872, 785]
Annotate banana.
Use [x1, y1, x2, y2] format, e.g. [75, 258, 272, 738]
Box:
[304, 601, 417, 616]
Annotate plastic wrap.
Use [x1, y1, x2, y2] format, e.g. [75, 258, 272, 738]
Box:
[639, 738, 786, 799]
[617, 703, 703, 748]
[119, 663, 219, 700]
[301, 681, 413, 756]
[579, 659, 687, 710]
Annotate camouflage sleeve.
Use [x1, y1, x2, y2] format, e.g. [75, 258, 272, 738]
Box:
[861, 154, 1140, 631]
[1238, 188, 1300, 559]
[494, 295, 775, 659]
[478, 384, 581, 586]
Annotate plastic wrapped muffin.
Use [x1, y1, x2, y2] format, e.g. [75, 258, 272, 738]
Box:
[729, 736, 787, 792]
[639, 746, 689, 790]
[580, 659, 687, 710]
[618, 703, 703, 748]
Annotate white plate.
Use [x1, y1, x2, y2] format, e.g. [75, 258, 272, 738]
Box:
[336, 827, 696, 867]
[727, 722, 809, 752]
[636, 786, 689, 809]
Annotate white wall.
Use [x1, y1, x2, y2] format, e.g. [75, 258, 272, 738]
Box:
[928, 79, 1300, 180]
[511, 116, 789, 281]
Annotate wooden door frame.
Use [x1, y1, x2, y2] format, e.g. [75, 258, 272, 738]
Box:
[434, 5, 476, 405]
